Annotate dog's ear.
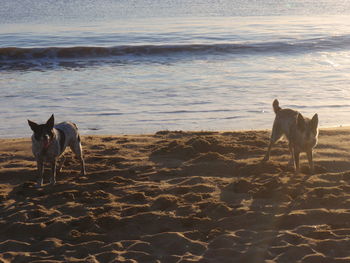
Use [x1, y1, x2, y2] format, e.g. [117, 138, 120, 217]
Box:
[46, 114, 55, 130]
[273, 99, 281, 114]
[297, 113, 305, 131]
[28, 120, 38, 131]
[311, 113, 318, 131]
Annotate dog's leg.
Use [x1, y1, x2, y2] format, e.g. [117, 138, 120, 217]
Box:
[288, 142, 295, 167]
[293, 150, 300, 174]
[263, 123, 282, 162]
[306, 150, 314, 174]
[57, 155, 66, 174]
[78, 156, 86, 176]
[50, 160, 57, 185]
[70, 141, 86, 176]
[263, 141, 273, 162]
[36, 160, 44, 187]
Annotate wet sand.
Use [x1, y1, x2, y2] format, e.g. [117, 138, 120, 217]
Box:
[1, 128, 350, 262]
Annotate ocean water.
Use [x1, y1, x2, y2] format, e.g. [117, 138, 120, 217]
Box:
[2, 0, 350, 138]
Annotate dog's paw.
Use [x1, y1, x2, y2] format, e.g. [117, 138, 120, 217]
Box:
[261, 156, 269, 163]
[288, 159, 294, 167]
[294, 168, 300, 175]
[49, 179, 56, 185]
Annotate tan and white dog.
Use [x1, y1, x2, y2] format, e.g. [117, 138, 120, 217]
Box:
[263, 99, 319, 174]
[28, 114, 86, 187]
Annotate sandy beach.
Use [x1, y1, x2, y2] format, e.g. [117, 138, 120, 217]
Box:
[1, 128, 350, 262]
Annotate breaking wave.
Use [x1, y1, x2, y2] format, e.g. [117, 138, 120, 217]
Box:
[1, 35, 350, 67]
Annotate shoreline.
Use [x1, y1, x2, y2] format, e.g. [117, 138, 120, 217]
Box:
[1, 128, 350, 262]
[2, 125, 350, 140]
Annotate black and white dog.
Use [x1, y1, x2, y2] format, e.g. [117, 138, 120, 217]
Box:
[28, 114, 86, 187]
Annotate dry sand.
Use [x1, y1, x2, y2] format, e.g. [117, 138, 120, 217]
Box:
[1, 128, 350, 262]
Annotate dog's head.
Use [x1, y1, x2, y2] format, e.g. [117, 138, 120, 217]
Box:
[28, 114, 55, 148]
[297, 113, 319, 141]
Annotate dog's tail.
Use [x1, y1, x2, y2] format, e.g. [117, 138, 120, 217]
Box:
[273, 99, 281, 114]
